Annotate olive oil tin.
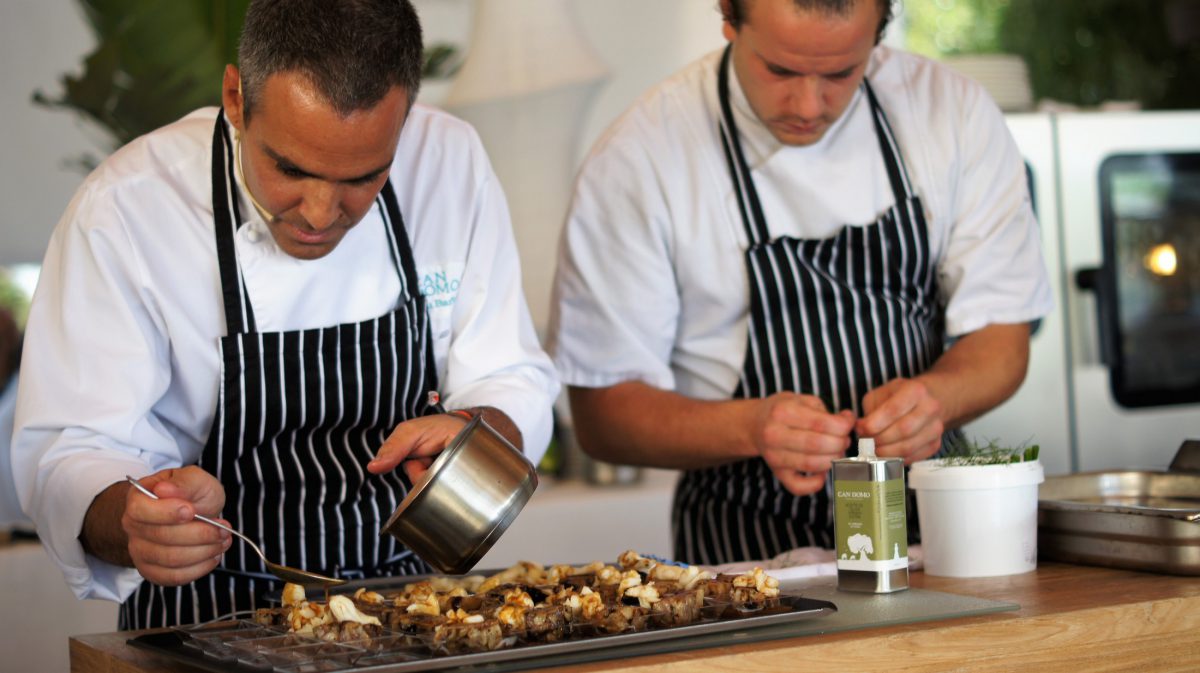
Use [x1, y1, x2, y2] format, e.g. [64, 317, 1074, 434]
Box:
[833, 438, 909, 593]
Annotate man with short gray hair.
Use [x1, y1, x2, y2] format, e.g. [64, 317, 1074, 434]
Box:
[14, 0, 558, 628]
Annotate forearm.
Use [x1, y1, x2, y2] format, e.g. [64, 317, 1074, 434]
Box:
[917, 322, 1031, 429]
[464, 406, 523, 451]
[79, 481, 134, 568]
[568, 382, 760, 469]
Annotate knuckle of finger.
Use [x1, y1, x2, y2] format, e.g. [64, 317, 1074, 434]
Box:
[929, 419, 945, 438]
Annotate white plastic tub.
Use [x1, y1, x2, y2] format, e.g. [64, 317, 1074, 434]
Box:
[908, 460, 1045, 578]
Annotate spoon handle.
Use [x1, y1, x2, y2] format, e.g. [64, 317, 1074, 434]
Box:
[124, 476, 267, 561]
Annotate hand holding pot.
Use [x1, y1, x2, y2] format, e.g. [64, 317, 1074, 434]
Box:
[368, 414, 472, 481]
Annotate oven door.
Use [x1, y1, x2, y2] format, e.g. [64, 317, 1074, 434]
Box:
[1094, 152, 1200, 408]
[1058, 111, 1200, 472]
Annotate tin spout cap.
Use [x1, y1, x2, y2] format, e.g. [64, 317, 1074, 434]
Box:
[858, 437, 876, 459]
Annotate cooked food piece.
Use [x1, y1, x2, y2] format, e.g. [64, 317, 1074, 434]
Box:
[328, 595, 380, 626]
[618, 549, 656, 573]
[312, 619, 383, 643]
[385, 609, 446, 634]
[252, 606, 289, 628]
[546, 561, 605, 584]
[704, 568, 782, 609]
[731, 567, 781, 601]
[432, 610, 508, 653]
[594, 603, 649, 634]
[403, 591, 441, 617]
[521, 604, 569, 642]
[262, 554, 782, 655]
[476, 560, 546, 592]
[650, 586, 705, 627]
[351, 588, 387, 606]
[616, 569, 643, 596]
[648, 563, 713, 590]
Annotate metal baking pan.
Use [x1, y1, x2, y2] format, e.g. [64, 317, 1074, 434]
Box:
[129, 592, 836, 673]
[1038, 441, 1200, 575]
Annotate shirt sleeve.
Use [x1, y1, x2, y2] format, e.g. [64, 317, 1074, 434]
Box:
[12, 180, 185, 602]
[548, 124, 683, 392]
[937, 81, 1055, 336]
[438, 138, 561, 466]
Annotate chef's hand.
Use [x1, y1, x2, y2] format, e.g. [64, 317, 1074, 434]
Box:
[123, 467, 231, 586]
[857, 377, 944, 463]
[368, 414, 471, 482]
[752, 392, 855, 496]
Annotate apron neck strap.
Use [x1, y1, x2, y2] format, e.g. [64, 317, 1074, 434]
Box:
[210, 110, 419, 335]
[376, 180, 422, 305]
[717, 46, 771, 245]
[861, 79, 916, 204]
[716, 45, 918, 246]
[212, 108, 257, 335]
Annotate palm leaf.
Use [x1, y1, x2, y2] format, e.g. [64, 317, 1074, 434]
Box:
[33, 0, 250, 160]
[35, 0, 459, 170]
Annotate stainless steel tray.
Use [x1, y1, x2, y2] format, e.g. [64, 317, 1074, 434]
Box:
[1038, 469, 1200, 575]
[129, 591, 836, 673]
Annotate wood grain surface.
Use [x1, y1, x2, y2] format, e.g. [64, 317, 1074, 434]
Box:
[70, 563, 1200, 673]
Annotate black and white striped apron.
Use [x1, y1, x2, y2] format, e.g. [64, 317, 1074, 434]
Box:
[671, 48, 947, 565]
[120, 110, 436, 629]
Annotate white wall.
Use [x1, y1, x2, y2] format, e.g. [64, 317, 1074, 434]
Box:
[0, 0, 728, 289]
[424, 0, 727, 331]
[0, 1, 100, 265]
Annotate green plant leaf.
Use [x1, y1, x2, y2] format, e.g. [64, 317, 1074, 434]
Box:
[939, 434, 1040, 466]
[35, 0, 462, 169]
[34, 0, 250, 155]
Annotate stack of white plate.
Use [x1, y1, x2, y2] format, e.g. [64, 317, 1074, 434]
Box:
[941, 53, 1034, 113]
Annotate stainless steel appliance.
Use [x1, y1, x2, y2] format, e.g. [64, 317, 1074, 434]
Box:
[966, 111, 1200, 474]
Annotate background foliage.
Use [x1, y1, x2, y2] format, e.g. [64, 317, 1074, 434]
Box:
[903, 0, 1200, 110]
[34, 0, 459, 169]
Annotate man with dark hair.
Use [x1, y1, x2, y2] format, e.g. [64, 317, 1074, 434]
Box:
[13, 0, 558, 629]
[549, 0, 1052, 564]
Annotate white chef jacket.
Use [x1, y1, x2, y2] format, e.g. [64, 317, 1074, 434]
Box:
[13, 105, 560, 602]
[549, 47, 1053, 400]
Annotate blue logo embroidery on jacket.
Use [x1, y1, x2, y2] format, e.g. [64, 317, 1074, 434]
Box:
[418, 265, 463, 310]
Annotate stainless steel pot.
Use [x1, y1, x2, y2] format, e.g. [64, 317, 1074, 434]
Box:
[380, 414, 538, 574]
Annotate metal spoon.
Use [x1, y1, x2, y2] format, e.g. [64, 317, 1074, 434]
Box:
[125, 475, 346, 588]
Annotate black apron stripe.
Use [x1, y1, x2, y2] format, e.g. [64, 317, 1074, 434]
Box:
[836, 234, 869, 413]
[878, 219, 907, 382]
[210, 111, 250, 336]
[376, 193, 407, 289]
[760, 248, 789, 395]
[742, 259, 773, 393]
[846, 225, 878, 404]
[825, 242, 860, 411]
[809, 242, 852, 408]
[794, 252, 832, 402]
[865, 82, 913, 199]
[717, 49, 771, 245]
[784, 247, 822, 396]
[894, 207, 922, 377]
[718, 500, 735, 563]
[765, 247, 802, 394]
[719, 129, 755, 244]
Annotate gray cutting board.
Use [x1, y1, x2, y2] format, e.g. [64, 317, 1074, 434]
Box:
[475, 576, 1017, 672]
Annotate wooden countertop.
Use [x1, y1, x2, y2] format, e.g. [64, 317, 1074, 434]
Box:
[70, 562, 1200, 673]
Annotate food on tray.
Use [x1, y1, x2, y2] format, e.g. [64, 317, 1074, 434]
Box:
[254, 550, 782, 652]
